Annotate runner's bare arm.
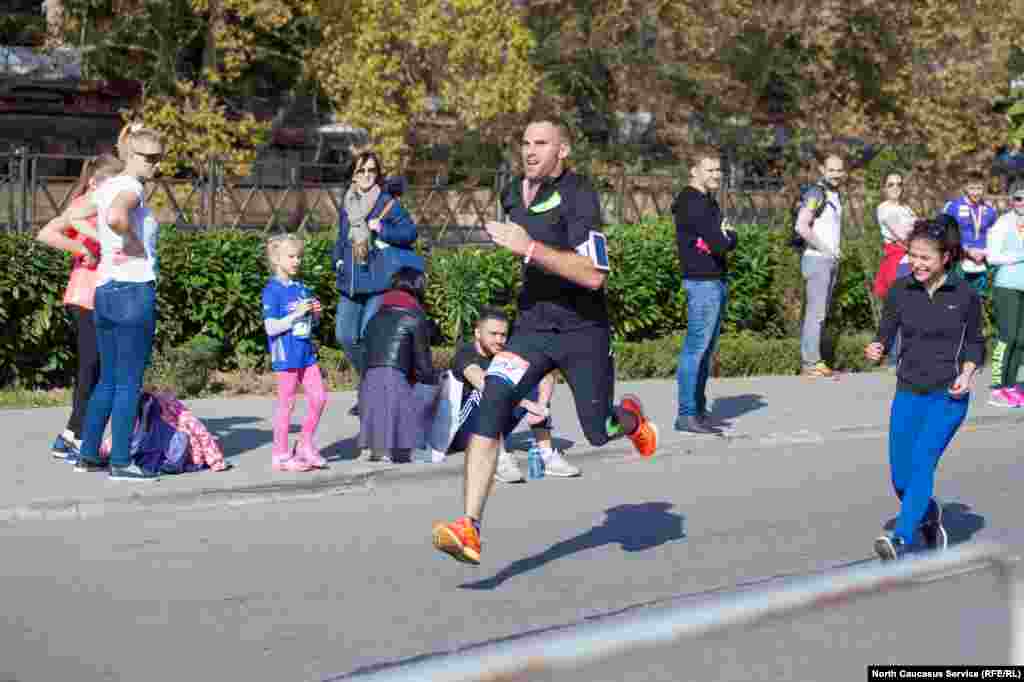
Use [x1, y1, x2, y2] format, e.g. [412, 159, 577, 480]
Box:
[485, 220, 606, 290]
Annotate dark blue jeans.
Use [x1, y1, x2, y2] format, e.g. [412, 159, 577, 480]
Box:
[335, 292, 382, 376]
[677, 279, 727, 417]
[887, 389, 968, 545]
[80, 281, 156, 467]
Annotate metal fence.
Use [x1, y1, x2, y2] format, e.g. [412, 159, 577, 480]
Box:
[332, 542, 1020, 681]
[2, 150, 954, 246]
[0, 151, 786, 246]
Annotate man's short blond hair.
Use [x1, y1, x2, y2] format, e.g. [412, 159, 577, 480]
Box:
[526, 119, 572, 145]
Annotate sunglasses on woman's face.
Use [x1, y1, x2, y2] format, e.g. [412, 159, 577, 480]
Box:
[133, 147, 164, 164]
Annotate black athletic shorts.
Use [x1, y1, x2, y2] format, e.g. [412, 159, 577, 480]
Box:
[471, 326, 615, 447]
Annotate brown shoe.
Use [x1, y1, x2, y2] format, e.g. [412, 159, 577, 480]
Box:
[801, 362, 833, 378]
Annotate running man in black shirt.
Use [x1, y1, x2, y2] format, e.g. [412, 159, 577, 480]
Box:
[865, 218, 985, 560]
[432, 120, 659, 565]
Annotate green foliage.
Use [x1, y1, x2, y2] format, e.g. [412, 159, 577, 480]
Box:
[154, 227, 339, 359]
[0, 234, 76, 388]
[613, 330, 878, 380]
[424, 247, 521, 344]
[146, 334, 222, 397]
[0, 221, 913, 389]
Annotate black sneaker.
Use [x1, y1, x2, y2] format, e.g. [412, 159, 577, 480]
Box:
[874, 535, 906, 561]
[348, 404, 360, 417]
[74, 456, 106, 473]
[109, 464, 160, 481]
[920, 499, 948, 551]
[674, 415, 722, 435]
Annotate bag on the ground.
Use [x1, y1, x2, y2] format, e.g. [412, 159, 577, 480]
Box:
[428, 371, 463, 460]
[100, 391, 227, 474]
[130, 393, 192, 475]
[789, 183, 832, 250]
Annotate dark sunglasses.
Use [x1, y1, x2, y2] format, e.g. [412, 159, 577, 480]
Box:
[1012, 196, 1024, 202]
[132, 146, 163, 164]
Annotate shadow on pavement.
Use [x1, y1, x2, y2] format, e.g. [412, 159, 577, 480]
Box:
[709, 393, 769, 421]
[459, 502, 686, 591]
[941, 502, 986, 545]
[883, 501, 986, 546]
[203, 416, 270, 458]
[504, 432, 575, 453]
[323, 436, 361, 462]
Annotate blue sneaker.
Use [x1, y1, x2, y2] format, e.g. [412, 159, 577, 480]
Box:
[109, 463, 160, 481]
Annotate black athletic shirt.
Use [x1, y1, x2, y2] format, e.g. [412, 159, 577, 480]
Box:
[501, 170, 608, 332]
[876, 273, 986, 394]
[450, 341, 490, 408]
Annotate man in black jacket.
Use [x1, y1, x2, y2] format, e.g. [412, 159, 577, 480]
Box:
[672, 147, 737, 435]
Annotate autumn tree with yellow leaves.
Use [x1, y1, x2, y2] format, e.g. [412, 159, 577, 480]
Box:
[54, 0, 317, 175]
[307, 0, 539, 165]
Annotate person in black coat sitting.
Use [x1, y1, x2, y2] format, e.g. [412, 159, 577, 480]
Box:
[358, 267, 437, 463]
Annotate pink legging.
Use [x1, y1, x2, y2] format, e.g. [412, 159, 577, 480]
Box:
[272, 364, 327, 456]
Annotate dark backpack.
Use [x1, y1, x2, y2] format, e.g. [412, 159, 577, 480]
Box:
[789, 183, 836, 250]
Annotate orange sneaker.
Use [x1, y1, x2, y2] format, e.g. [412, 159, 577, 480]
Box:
[432, 517, 481, 565]
[619, 394, 658, 458]
[629, 418, 659, 457]
[620, 393, 644, 416]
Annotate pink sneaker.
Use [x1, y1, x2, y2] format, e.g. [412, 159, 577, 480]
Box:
[1010, 386, 1024, 407]
[272, 453, 314, 472]
[988, 388, 1018, 408]
[295, 443, 328, 469]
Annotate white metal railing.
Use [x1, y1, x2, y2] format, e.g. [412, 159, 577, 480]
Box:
[333, 542, 1020, 681]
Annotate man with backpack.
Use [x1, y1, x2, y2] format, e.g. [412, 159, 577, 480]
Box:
[794, 151, 846, 378]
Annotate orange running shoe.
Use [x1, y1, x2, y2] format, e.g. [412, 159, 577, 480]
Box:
[432, 516, 481, 565]
[620, 393, 644, 416]
[629, 418, 659, 457]
[619, 394, 658, 458]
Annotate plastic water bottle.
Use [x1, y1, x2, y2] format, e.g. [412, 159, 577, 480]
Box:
[527, 446, 545, 479]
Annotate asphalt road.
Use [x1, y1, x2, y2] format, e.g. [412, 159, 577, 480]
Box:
[1, 419, 1021, 682]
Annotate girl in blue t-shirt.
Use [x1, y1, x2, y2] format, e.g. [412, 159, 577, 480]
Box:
[262, 234, 328, 472]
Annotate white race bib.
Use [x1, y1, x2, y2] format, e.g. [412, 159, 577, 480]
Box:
[485, 353, 530, 386]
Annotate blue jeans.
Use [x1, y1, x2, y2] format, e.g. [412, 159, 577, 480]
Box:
[888, 389, 969, 545]
[334, 292, 382, 376]
[450, 385, 547, 453]
[80, 281, 156, 467]
[677, 279, 727, 417]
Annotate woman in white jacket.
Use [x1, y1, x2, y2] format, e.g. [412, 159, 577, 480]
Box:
[986, 180, 1024, 408]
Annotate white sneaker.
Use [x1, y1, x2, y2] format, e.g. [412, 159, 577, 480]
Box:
[539, 448, 581, 477]
[494, 450, 525, 483]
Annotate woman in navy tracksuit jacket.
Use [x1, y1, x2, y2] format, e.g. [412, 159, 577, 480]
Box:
[864, 218, 985, 561]
[332, 152, 418, 414]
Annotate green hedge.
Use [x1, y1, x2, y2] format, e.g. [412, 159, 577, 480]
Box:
[0, 220, 884, 388]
